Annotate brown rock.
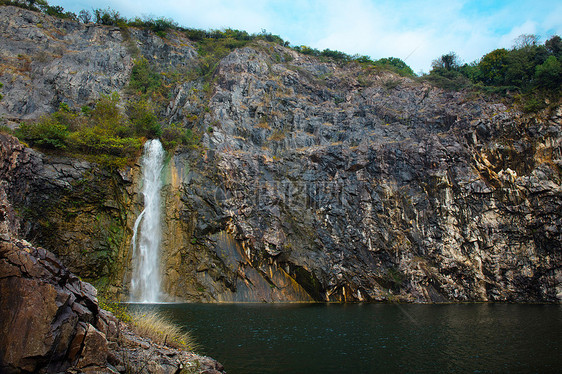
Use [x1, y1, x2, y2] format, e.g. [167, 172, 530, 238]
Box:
[0, 277, 58, 372]
[77, 323, 108, 368]
[67, 322, 87, 362]
[71, 301, 94, 323]
[0, 258, 21, 278]
[97, 309, 119, 340]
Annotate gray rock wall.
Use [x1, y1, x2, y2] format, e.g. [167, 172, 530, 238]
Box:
[1, 6, 560, 303]
[0, 6, 196, 121]
[168, 45, 562, 302]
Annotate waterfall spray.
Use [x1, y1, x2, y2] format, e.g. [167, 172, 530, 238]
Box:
[130, 139, 165, 303]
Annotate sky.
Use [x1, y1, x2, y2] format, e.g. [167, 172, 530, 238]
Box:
[50, 0, 561, 74]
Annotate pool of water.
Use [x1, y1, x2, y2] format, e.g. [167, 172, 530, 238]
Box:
[129, 303, 562, 373]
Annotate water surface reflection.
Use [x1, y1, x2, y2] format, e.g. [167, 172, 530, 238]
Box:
[130, 303, 562, 373]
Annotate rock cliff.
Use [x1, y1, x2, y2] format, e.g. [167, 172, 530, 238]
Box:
[0, 159, 224, 373]
[0, 6, 560, 303]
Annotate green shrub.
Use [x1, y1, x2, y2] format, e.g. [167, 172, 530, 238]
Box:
[92, 7, 126, 26]
[128, 58, 162, 96]
[90, 93, 126, 130]
[0, 125, 13, 134]
[422, 70, 472, 91]
[160, 123, 198, 149]
[197, 38, 238, 76]
[51, 102, 83, 131]
[126, 99, 162, 138]
[68, 127, 142, 157]
[128, 16, 178, 38]
[320, 48, 351, 63]
[15, 117, 69, 149]
[99, 300, 131, 323]
[17, 92, 145, 168]
[373, 57, 415, 77]
[42, 4, 76, 20]
[535, 55, 562, 89]
[78, 9, 91, 23]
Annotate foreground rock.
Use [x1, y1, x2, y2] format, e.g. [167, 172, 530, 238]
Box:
[0, 190, 224, 373]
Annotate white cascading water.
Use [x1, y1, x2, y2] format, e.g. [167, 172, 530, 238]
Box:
[130, 139, 165, 303]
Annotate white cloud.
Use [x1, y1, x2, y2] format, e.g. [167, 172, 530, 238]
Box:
[499, 21, 538, 48]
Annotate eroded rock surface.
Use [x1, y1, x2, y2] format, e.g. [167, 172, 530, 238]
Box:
[165, 46, 562, 302]
[0, 132, 135, 294]
[0, 188, 224, 373]
[0, 6, 560, 303]
[0, 6, 196, 121]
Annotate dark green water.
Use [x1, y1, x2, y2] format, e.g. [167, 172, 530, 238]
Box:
[131, 303, 562, 373]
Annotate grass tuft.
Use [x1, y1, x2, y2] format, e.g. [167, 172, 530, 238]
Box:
[130, 310, 198, 351]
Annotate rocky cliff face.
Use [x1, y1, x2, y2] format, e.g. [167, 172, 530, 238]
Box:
[0, 132, 137, 294]
[1, 6, 560, 303]
[0, 160, 224, 373]
[168, 46, 562, 303]
[0, 5, 196, 122]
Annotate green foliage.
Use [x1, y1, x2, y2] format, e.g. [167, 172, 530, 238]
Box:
[0, 0, 79, 21]
[293, 45, 321, 57]
[42, 4, 76, 20]
[0, 81, 3, 101]
[78, 9, 91, 23]
[521, 96, 545, 113]
[0, 125, 12, 134]
[68, 127, 141, 157]
[15, 117, 69, 149]
[93, 7, 126, 26]
[292, 45, 417, 75]
[128, 58, 162, 96]
[255, 29, 287, 45]
[0, 0, 45, 12]
[128, 16, 178, 38]
[197, 37, 237, 76]
[0, 1, 76, 22]
[545, 35, 562, 57]
[89, 93, 127, 132]
[80, 105, 91, 116]
[354, 55, 373, 64]
[476, 48, 509, 85]
[320, 49, 352, 62]
[69, 93, 143, 164]
[425, 34, 561, 104]
[184, 28, 288, 76]
[16, 93, 144, 167]
[423, 68, 472, 91]
[52, 102, 83, 131]
[160, 122, 199, 150]
[374, 57, 415, 77]
[535, 55, 562, 89]
[99, 299, 131, 323]
[126, 99, 162, 138]
[431, 52, 462, 71]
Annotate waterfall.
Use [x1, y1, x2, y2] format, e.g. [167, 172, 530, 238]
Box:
[130, 139, 165, 303]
